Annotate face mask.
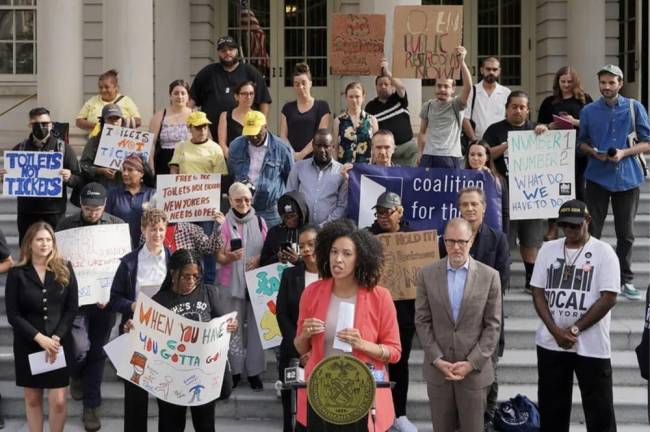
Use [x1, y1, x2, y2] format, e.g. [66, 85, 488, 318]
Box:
[32, 123, 50, 141]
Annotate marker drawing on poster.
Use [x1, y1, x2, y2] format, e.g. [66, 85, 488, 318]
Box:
[3, 151, 63, 197]
[156, 174, 221, 223]
[94, 125, 153, 170]
[331, 14, 385, 76]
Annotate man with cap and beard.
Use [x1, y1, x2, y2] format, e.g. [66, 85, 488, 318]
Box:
[531, 199, 619, 431]
[189, 35, 272, 137]
[56, 183, 124, 431]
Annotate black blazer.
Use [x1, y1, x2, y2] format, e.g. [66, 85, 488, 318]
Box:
[276, 261, 306, 365]
[5, 263, 78, 341]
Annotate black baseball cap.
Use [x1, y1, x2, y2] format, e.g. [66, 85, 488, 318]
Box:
[557, 199, 589, 225]
[100, 103, 122, 120]
[80, 182, 107, 206]
[372, 191, 402, 209]
[217, 36, 238, 50]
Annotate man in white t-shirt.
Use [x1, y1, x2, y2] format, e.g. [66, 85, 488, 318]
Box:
[531, 199, 619, 432]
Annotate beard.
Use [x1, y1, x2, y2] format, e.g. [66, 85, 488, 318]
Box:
[483, 74, 497, 83]
[220, 56, 239, 67]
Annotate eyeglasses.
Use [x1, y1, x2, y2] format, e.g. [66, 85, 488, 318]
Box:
[238, 92, 255, 97]
[233, 197, 252, 204]
[443, 238, 471, 247]
[375, 208, 396, 217]
[558, 222, 582, 230]
[179, 273, 202, 281]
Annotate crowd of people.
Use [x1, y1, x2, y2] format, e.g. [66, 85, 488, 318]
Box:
[0, 33, 649, 432]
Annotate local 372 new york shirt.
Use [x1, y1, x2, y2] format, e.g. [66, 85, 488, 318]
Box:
[531, 237, 620, 358]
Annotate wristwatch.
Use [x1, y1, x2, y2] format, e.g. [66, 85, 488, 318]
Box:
[569, 325, 580, 336]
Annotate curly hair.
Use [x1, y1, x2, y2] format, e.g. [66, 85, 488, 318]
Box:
[141, 208, 168, 229]
[18, 222, 70, 286]
[315, 219, 384, 288]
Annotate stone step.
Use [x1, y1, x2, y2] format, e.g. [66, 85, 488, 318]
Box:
[0, 380, 646, 424]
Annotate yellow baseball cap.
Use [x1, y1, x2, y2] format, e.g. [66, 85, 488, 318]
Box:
[242, 110, 267, 136]
[186, 111, 212, 127]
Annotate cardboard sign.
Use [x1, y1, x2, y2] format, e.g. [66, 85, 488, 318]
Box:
[508, 130, 576, 220]
[245, 262, 293, 350]
[156, 174, 221, 223]
[104, 294, 235, 406]
[56, 224, 131, 306]
[377, 230, 439, 300]
[331, 14, 386, 76]
[94, 125, 153, 170]
[3, 151, 63, 197]
[391, 5, 463, 79]
[347, 165, 502, 232]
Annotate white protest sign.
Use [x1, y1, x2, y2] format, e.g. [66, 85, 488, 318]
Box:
[508, 130, 576, 220]
[56, 224, 131, 306]
[94, 125, 153, 170]
[156, 174, 221, 223]
[3, 151, 63, 197]
[104, 294, 235, 406]
[245, 262, 292, 350]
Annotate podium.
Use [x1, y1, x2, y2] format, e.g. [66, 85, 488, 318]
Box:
[285, 356, 393, 432]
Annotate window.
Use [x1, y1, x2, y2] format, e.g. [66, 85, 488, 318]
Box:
[477, 0, 521, 86]
[618, 0, 636, 83]
[227, 0, 271, 85]
[0, 0, 36, 75]
[283, 0, 327, 87]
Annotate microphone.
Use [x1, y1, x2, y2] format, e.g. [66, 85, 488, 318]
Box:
[607, 147, 617, 157]
[284, 358, 305, 384]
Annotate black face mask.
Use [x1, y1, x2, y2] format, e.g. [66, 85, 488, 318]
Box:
[32, 123, 50, 141]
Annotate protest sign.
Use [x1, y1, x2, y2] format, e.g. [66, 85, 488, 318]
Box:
[94, 125, 153, 170]
[3, 151, 63, 197]
[156, 174, 221, 223]
[392, 5, 463, 79]
[331, 14, 385, 76]
[56, 224, 131, 306]
[347, 165, 502, 232]
[245, 262, 292, 350]
[104, 294, 235, 406]
[508, 130, 576, 220]
[376, 230, 439, 300]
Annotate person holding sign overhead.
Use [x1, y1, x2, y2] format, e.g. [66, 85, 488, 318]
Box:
[108, 208, 171, 432]
[417, 46, 471, 169]
[0, 107, 83, 245]
[5, 222, 78, 432]
[294, 219, 401, 431]
[56, 183, 124, 432]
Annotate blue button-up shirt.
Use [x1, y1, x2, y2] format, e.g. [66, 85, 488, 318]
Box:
[578, 95, 650, 191]
[446, 258, 469, 322]
[105, 185, 156, 249]
[286, 158, 348, 226]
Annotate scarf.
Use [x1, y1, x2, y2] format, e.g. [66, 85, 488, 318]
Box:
[223, 207, 265, 299]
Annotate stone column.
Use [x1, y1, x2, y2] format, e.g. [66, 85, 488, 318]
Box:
[37, 0, 83, 125]
[153, 0, 191, 109]
[103, 0, 155, 124]
[566, 0, 606, 98]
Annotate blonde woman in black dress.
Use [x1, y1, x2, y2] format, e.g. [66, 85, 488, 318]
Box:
[5, 222, 78, 432]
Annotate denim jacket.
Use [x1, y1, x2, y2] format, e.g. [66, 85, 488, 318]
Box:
[227, 133, 294, 213]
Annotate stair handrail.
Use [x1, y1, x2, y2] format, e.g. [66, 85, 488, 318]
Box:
[0, 92, 37, 118]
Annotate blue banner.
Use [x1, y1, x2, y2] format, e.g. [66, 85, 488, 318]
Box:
[347, 165, 503, 232]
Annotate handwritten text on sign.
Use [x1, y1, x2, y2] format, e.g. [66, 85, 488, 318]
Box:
[392, 6, 463, 80]
[377, 230, 439, 300]
[56, 224, 131, 306]
[104, 294, 235, 406]
[3, 151, 63, 197]
[156, 174, 221, 223]
[331, 14, 385, 76]
[94, 125, 153, 170]
[245, 262, 292, 350]
[508, 130, 576, 220]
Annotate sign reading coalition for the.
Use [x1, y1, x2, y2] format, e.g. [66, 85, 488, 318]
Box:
[347, 165, 502, 232]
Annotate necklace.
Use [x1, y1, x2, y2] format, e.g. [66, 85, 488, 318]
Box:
[562, 238, 587, 281]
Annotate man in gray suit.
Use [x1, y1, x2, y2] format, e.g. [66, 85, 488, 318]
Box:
[415, 218, 502, 432]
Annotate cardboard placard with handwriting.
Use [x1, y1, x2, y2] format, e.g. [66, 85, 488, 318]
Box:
[391, 5, 463, 80]
[377, 230, 439, 300]
[331, 14, 386, 76]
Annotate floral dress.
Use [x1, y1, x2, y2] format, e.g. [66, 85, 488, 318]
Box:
[337, 110, 373, 164]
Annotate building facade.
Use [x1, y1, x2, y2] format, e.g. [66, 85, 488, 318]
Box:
[0, 0, 648, 141]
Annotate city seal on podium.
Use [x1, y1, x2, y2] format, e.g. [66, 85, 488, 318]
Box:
[307, 355, 376, 425]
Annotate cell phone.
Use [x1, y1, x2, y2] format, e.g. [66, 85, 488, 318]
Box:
[230, 239, 242, 251]
[280, 241, 294, 253]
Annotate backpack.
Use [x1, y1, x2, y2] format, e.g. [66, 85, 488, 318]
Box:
[494, 394, 541, 432]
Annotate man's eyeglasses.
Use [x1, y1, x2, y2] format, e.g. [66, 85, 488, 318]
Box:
[443, 238, 471, 247]
[375, 208, 396, 217]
